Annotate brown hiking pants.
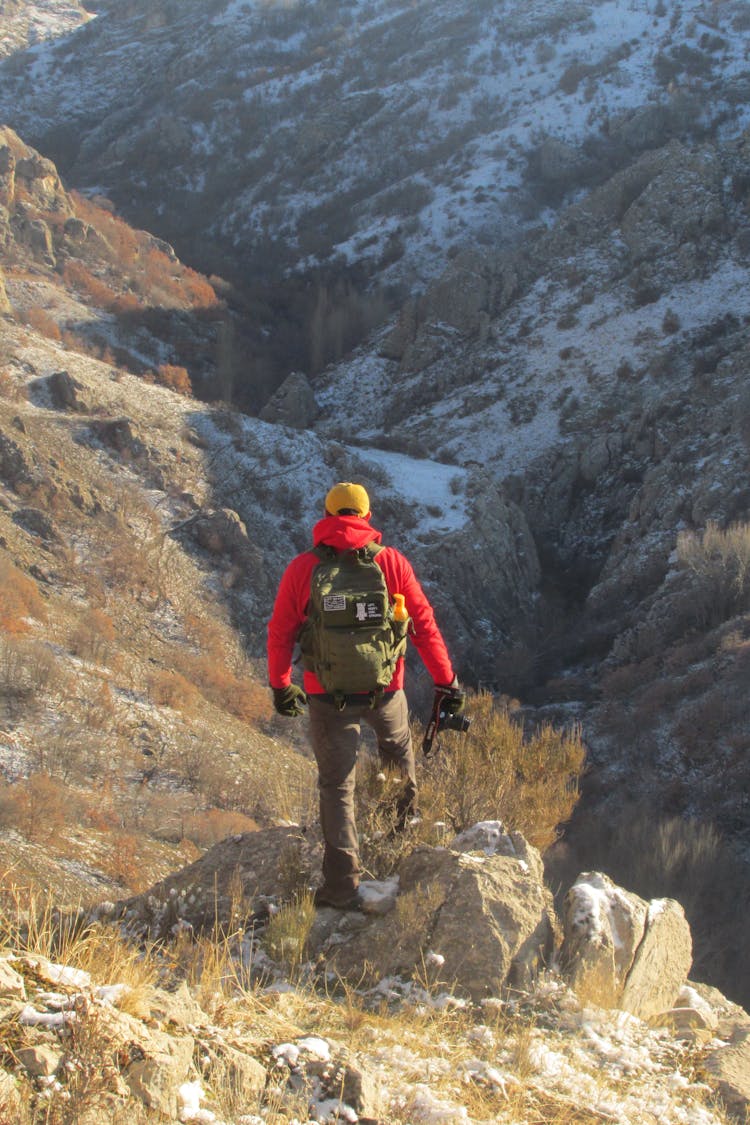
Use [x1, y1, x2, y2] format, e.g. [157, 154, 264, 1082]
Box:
[308, 689, 416, 900]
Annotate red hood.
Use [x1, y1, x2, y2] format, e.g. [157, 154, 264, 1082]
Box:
[312, 514, 382, 551]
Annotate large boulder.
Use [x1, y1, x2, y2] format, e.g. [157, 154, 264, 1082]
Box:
[259, 371, 317, 429]
[560, 872, 692, 1018]
[316, 824, 557, 1001]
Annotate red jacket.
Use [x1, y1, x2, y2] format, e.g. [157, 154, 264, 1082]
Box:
[267, 514, 455, 693]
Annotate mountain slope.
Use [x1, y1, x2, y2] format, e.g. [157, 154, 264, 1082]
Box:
[1, 0, 749, 388]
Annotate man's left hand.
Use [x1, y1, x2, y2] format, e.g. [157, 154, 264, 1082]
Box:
[436, 677, 466, 716]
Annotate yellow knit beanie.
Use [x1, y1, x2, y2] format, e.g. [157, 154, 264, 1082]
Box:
[325, 482, 370, 517]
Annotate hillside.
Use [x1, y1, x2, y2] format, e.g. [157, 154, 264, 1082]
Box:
[1, 0, 748, 393]
[1, 0, 750, 1032]
[0, 124, 319, 904]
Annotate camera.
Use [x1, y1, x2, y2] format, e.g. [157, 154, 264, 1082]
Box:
[422, 695, 471, 756]
[438, 710, 471, 734]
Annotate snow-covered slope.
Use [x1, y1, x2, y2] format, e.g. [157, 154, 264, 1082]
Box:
[1, 0, 747, 293]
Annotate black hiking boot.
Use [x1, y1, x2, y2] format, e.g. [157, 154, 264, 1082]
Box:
[313, 887, 362, 911]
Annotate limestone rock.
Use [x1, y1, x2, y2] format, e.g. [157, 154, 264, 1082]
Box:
[0, 957, 26, 999]
[13, 213, 55, 265]
[378, 299, 418, 361]
[12, 507, 61, 542]
[0, 143, 14, 207]
[560, 872, 648, 1008]
[123, 1033, 194, 1116]
[259, 371, 317, 429]
[149, 981, 206, 1029]
[89, 417, 146, 458]
[704, 1023, 750, 1121]
[0, 431, 35, 490]
[620, 141, 725, 277]
[272, 1036, 382, 1121]
[100, 826, 319, 941]
[620, 899, 692, 1020]
[16, 1045, 62, 1077]
[203, 1041, 267, 1104]
[0, 264, 10, 314]
[560, 873, 692, 1018]
[418, 481, 541, 659]
[320, 831, 556, 1000]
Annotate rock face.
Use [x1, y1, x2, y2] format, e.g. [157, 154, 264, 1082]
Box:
[419, 480, 542, 668]
[560, 872, 693, 1018]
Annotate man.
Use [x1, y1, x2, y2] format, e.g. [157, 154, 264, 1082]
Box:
[267, 481, 464, 909]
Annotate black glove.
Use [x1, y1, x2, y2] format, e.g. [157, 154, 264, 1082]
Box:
[272, 684, 308, 717]
[436, 678, 466, 716]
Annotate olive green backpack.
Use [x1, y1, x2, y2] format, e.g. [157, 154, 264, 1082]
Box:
[298, 544, 409, 702]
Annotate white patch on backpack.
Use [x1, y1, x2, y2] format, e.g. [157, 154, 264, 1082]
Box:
[356, 601, 383, 621]
[323, 594, 347, 612]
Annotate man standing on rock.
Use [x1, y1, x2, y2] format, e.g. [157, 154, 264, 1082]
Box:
[267, 482, 464, 909]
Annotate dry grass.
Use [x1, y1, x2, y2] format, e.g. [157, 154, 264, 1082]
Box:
[263, 892, 316, 979]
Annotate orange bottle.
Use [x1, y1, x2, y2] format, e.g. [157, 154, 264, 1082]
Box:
[392, 593, 408, 622]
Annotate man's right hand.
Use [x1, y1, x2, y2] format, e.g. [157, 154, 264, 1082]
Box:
[272, 684, 308, 717]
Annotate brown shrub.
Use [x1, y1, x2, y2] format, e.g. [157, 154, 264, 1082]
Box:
[418, 693, 585, 848]
[147, 668, 200, 714]
[0, 558, 47, 633]
[98, 831, 148, 891]
[155, 363, 192, 396]
[20, 306, 61, 342]
[62, 260, 119, 308]
[183, 655, 272, 724]
[182, 807, 258, 849]
[0, 773, 69, 840]
[357, 692, 585, 876]
[677, 520, 750, 626]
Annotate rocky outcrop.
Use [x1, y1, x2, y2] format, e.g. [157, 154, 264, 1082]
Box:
[190, 506, 253, 560]
[47, 370, 88, 413]
[560, 872, 693, 1019]
[89, 417, 147, 458]
[0, 430, 35, 490]
[0, 264, 10, 314]
[259, 371, 317, 429]
[97, 825, 321, 941]
[0, 951, 266, 1122]
[104, 822, 556, 1002]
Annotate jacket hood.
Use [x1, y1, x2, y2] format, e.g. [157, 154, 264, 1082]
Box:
[312, 514, 382, 551]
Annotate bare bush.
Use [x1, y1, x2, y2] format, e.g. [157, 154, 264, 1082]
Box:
[417, 693, 584, 851]
[68, 607, 116, 664]
[677, 520, 750, 626]
[0, 636, 59, 720]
